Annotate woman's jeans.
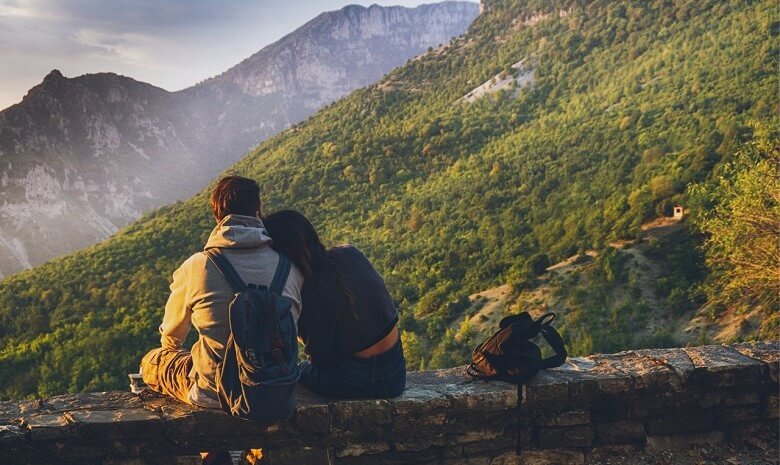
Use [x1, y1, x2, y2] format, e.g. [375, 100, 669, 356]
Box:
[299, 338, 406, 399]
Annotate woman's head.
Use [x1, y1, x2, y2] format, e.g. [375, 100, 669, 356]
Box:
[263, 210, 326, 277]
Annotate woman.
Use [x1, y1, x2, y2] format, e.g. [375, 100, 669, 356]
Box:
[263, 210, 405, 399]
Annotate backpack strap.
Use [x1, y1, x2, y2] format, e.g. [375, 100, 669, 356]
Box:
[204, 248, 246, 292]
[538, 325, 568, 370]
[269, 254, 291, 296]
[268, 254, 292, 375]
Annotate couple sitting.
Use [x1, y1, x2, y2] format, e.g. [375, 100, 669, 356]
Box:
[140, 175, 405, 408]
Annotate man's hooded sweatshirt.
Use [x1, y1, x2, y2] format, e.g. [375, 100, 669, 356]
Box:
[158, 214, 303, 407]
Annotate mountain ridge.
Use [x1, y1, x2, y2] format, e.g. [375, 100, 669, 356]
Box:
[0, 1, 480, 278]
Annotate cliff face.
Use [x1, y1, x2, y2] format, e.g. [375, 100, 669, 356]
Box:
[0, 1, 479, 277]
[0, 70, 194, 274]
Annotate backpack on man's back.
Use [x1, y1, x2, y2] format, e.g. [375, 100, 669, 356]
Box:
[204, 248, 299, 422]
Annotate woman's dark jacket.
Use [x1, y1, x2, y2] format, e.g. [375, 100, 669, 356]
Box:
[298, 245, 398, 365]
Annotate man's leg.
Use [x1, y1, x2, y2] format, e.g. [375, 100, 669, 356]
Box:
[140, 348, 193, 404]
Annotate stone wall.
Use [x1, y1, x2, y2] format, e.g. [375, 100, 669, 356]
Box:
[1, 341, 777, 465]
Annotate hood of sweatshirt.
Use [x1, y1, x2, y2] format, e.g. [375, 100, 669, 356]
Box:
[204, 214, 273, 249]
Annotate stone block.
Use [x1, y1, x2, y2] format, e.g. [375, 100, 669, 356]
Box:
[461, 433, 515, 455]
[766, 392, 779, 418]
[335, 442, 389, 457]
[66, 409, 164, 440]
[394, 435, 445, 452]
[435, 379, 518, 413]
[25, 413, 76, 441]
[523, 371, 570, 411]
[331, 398, 392, 441]
[335, 448, 441, 465]
[684, 345, 765, 388]
[588, 394, 633, 422]
[443, 456, 490, 465]
[0, 400, 22, 424]
[698, 390, 762, 408]
[717, 404, 763, 424]
[514, 449, 585, 465]
[390, 386, 451, 439]
[537, 425, 594, 448]
[631, 391, 696, 417]
[724, 419, 777, 442]
[534, 410, 589, 427]
[453, 428, 505, 444]
[295, 401, 331, 434]
[730, 341, 780, 382]
[645, 412, 714, 434]
[265, 446, 333, 465]
[594, 420, 644, 444]
[587, 444, 640, 461]
[645, 431, 724, 451]
[634, 347, 695, 385]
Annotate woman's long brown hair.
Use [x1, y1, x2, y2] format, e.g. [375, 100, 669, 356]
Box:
[263, 210, 357, 318]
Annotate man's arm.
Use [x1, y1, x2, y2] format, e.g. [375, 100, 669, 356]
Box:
[159, 259, 193, 349]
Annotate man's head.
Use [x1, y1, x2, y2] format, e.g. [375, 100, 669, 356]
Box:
[210, 175, 262, 222]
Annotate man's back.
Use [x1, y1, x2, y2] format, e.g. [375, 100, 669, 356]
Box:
[157, 214, 303, 407]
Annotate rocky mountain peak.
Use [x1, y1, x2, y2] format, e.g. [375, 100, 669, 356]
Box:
[43, 69, 64, 81]
[0, 2, 479, 278]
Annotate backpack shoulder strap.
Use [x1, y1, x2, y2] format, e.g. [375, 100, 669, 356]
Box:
[269, 254, 291, 295]
[204, 248, 246, 292]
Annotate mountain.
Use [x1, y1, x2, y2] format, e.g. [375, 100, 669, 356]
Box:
[0, 1, 480, 278]
[0, 0, 776, 400]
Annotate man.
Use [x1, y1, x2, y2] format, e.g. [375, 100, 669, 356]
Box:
[140, 175, 304, 408]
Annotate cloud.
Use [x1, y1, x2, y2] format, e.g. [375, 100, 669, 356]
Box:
[72, 29, 155, 68]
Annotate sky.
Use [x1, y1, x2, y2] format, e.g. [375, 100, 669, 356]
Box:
[0, 0, 447, 110]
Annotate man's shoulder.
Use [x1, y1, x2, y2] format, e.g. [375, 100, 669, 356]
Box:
[179, 251, 209, 273]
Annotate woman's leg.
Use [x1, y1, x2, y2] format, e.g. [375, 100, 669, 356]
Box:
[298, 359, 373, 399]
[373, 338, 407, 398]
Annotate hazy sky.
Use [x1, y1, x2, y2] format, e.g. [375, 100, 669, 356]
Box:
[0, 0, 453, 110]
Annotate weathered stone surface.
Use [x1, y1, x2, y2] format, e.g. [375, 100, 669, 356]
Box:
[587, 444, 641, 461]
[461, 434, 514, 455]
[631, 391, 697, 417]
[523, 370, 570, 411]
[0, 400, 22, 424]
[25, 413, 75, 441]
[295, 391, 331, 434]
[537, 425, 594, 448]
[443, 456, 489, 465]
[2, 342, 777, 465]
[265, 446, 332, 465]
[684, 345, 765, 387]
[717, 404, 763, 424]
[766, 392, 779, 418]
[594, 419, 644, 444]
[515, 449, 585, 465]
[534, 410, 589, 427]
[66, 409, 164, 439]
[645, 431, 724, 451]
[645, 412, 714, 434]
[634, 347, 695, 384]
[0, 424, 25, 445]
[731, 340, 780, 382]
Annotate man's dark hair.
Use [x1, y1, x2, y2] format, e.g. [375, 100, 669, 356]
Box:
[210, 175, 261, 221]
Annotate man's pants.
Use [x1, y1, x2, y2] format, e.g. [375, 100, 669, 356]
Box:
[140, 348, 193, 404]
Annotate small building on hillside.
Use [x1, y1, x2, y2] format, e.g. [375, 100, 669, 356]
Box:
[673, 205, 685, 220]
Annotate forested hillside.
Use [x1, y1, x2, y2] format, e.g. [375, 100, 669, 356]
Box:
[0, 0, 777, 399]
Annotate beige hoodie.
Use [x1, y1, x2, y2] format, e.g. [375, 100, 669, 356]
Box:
[158, 214, 303, 408]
